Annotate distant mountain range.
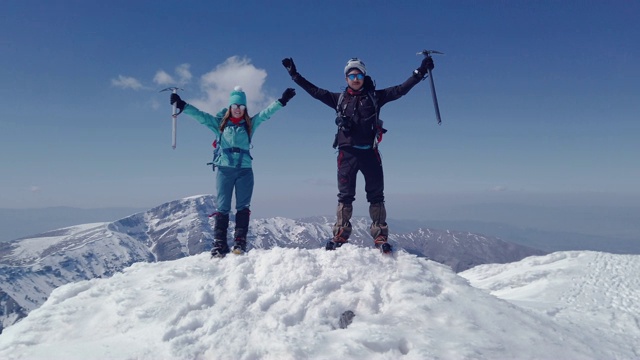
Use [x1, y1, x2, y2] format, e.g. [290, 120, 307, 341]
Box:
[0, 206, 148, 243]
[0, 195, 544, 334]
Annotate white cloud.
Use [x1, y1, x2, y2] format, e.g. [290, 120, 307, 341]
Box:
[175, 64, 192, 84]
[153, 63, 192, 87]
[29, 186, 41, 193]
[190, 56, 271, 114]
[111, 75, 144, 90]
[116, 58, 270, 113]
[153, 70, 175, 86]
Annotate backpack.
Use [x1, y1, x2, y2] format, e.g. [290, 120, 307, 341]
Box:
[334, 79, 387, 149]
[206, 122, 252, 171]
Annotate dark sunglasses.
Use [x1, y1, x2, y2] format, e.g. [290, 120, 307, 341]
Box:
[230, 104, 246, 110]
[347, 73, 364, 81]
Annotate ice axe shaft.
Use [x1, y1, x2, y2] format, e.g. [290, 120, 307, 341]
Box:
[160, 87, 182, 149]
[427, 68, 441, 125]
[417, 50, 443, 125]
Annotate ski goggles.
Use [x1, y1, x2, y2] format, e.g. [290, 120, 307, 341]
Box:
[230, 104, 246, 110]
[347, 73, 365, 80]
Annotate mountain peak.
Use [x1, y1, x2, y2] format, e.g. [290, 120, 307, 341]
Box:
[1, 247, 637, 359]
[0, 195, 543, 334]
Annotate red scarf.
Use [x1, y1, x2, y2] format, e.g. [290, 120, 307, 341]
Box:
[230, 117, 243, 125]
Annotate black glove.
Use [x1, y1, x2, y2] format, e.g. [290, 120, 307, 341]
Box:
[278, 88, 296, 106]
[416, 57, 435, 77]
[282, 58, 298, 77]
[170, 93, 186, 112]
[363, 75, 375, 91]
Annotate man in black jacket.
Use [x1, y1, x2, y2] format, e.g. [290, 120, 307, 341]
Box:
[282, 56, 434, 253]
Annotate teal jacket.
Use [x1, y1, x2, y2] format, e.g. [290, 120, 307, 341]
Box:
[183, 100, 284, 168]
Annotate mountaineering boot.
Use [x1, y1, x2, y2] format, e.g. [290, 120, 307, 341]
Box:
[211, 212, 230, 258]
[372, 224, 392, 254]
[373, 229, 392, 254]
[232, 239, 247, 255]
[325, 238, 347, 251]
[376, 241, 393, 254]
[328, 202, 352, 251]
[211, 240, 230, 258]
[232, 208, 251, 254]
[370, 202, 392, 254]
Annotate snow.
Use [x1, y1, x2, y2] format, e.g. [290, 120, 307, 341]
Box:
[460, 251, 640, 351]
[8, 223, 108, 260]
[0, 246, 638, 359]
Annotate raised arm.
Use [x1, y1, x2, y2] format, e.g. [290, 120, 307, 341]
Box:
[170, 93, 225, 135]
[250, 88, 296, 133]
[376, 56, 435, 106]
[282, 57, 340, 109]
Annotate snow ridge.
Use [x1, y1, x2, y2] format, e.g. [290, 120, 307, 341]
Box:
[1, 247, 637, 359]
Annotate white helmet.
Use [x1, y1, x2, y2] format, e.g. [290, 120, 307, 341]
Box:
[344, 58, 366, 75]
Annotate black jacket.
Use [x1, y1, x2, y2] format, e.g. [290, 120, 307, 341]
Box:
[292, 72, 422, 148]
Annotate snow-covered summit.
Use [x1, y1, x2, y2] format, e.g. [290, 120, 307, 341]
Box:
[0, 247, 637, 359]
[0, 195, 542, 334]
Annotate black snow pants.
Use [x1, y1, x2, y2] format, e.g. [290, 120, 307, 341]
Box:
[336, 146, 384, 204]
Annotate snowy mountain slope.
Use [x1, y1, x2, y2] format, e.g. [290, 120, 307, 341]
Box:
[0, 196, 216, 334]
[460, 251, 640, 352]
[252, 215, 545, 272]
[0, 247, 637, 359]
[0, 207, 148, 243]
[0, 222, 154, 332]
[389, 227, 543, 272]
[0, 195, 543, 334]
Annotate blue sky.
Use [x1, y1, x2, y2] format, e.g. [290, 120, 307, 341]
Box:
[2, 0, 639, 219]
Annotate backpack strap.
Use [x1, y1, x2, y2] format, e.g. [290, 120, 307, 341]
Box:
[207, 122, 253, 171]
[368, 91, 387, 148]
[207, 135, 222, 172]
[336, 92, 346, 116]
[333, 89, 386, 149]
[221, 147, 252, 168]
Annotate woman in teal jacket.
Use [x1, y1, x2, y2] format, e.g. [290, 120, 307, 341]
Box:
[171, 86, 296, 257]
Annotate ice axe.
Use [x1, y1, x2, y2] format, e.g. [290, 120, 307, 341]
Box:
[160, 87, 183, 149]
[417, 50, 443, 125]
